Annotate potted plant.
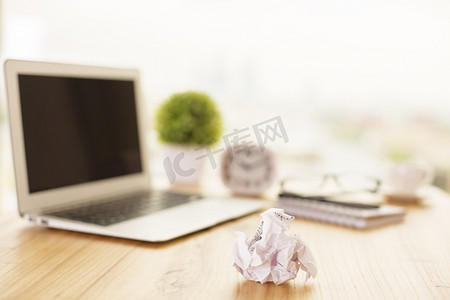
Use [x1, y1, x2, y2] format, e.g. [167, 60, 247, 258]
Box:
[155, 91, 223, 184]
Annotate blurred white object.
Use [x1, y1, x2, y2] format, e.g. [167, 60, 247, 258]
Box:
[232, 208, 317, 285]
[162, 144, 204, 185]
[384, 161, 434, 196]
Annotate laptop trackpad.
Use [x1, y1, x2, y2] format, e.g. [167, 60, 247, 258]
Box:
[107, 197, 265, 242]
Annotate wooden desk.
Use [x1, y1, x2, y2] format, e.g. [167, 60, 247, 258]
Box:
[1, 187, 449, 300]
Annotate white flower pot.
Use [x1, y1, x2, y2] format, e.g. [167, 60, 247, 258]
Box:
[162, 144, 204, 185]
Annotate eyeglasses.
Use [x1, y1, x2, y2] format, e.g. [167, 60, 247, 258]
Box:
[280, 172, 381, 196]
[279, 173, 382, 209]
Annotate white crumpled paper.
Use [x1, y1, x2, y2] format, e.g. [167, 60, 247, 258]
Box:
[232, 208, 318, 285]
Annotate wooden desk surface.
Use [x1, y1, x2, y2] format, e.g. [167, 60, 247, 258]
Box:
[1, 188, 449, 300]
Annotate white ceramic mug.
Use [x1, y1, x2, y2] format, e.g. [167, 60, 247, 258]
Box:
[384, 162, 434, 196]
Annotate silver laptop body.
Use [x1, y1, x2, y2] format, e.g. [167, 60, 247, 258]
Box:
[4, 59, 264, 242]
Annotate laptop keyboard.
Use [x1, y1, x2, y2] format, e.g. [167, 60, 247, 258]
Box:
[46, 191, 200, 226]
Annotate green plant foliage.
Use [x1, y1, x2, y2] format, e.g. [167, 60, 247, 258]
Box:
[155, 91, 223, 146]
[386, 147, 413, 162]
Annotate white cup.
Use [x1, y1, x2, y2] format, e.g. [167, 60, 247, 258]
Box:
[384, 162, 434, 196]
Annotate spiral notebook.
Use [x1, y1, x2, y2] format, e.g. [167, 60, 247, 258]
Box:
[275, 193, 406, 229]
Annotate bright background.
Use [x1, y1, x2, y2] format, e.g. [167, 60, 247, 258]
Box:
[1, 0, 450, 211]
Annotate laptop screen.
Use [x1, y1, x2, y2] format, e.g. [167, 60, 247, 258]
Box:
[18, 74, 143, 193]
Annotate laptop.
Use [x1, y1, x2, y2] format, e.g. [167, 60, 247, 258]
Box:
[4, 59, 265, 242]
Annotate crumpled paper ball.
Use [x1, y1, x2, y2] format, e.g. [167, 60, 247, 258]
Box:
[232, 208, 318, 285]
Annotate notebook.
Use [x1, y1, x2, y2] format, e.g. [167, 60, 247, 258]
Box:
[4, 59, 264, 242]
[275, 192, 406, 229]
